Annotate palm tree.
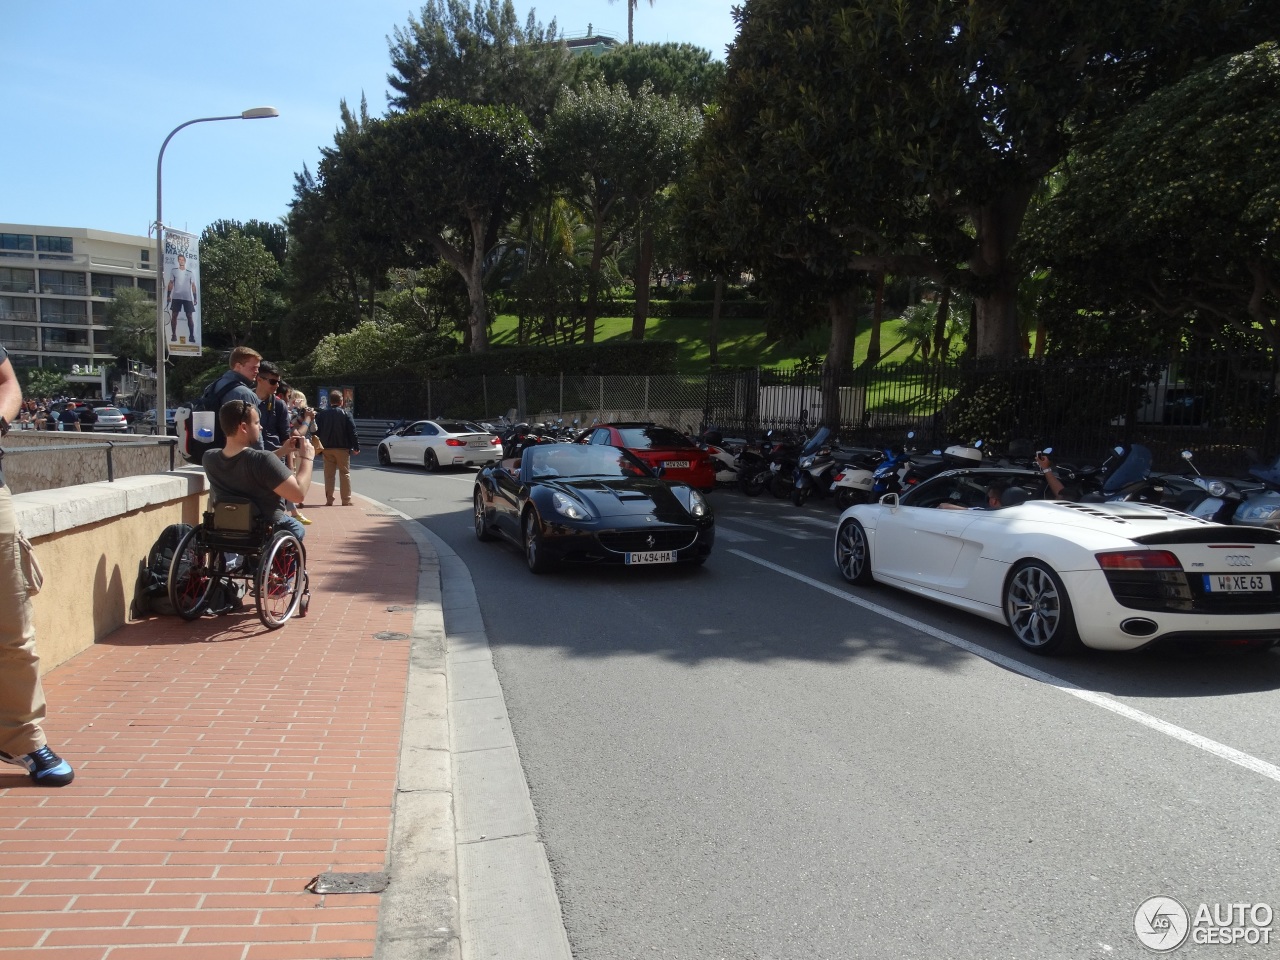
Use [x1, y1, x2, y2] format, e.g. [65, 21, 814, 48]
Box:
[607, 0, 654, 45]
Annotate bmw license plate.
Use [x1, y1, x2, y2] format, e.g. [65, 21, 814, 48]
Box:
[1203, 574, 1271, 593]
[665, 460, 690, 469]
[467, 440, 488, 447]
[626, 551, 676, 565]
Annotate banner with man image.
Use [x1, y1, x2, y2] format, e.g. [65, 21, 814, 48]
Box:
[163, 229, 201, 357]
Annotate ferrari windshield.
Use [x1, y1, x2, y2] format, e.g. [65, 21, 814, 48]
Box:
[525, 444, 651, 480]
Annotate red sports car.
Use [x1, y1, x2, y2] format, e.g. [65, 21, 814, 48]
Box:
[581, 422, 716, 491]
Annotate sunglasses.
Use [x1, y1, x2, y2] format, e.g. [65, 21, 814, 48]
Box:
[264, 377, 280, 386]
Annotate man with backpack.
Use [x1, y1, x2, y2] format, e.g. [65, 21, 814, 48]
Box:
[179, 347, 264, 462]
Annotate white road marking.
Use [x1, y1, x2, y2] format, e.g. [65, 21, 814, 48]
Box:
[721, 516, 818, 541]
[730, 548, 1280, 786]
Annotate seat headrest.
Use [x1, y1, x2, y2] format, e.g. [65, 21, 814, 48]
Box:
[1001, 486, 1030, 507]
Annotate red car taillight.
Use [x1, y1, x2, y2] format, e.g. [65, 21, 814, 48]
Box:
[1096, 550, 1182, 570]
[491, 436, 502, 445]
[445, 438, 466, 447]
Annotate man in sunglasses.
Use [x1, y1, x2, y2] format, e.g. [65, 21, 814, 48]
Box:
[254, 360, 290, 452]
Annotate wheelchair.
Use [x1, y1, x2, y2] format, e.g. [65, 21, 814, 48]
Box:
[167, 498, 311, 630]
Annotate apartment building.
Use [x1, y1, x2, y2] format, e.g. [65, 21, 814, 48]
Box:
[0, 223, 155, 374]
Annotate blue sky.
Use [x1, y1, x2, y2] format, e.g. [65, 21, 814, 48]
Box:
[2, 0, 738, 241]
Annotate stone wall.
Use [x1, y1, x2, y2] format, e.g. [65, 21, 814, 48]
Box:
[15, 470, 208, 674]
[2, 431, 178, 493]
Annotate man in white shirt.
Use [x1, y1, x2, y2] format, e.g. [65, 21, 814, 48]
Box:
[166, 254, 198, 344]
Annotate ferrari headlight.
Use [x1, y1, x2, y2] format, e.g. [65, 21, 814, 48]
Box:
[552, 491, 589, 520]
[688, 489, 709, 518]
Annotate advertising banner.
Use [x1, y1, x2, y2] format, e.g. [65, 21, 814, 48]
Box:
[163, 228, 201, 357]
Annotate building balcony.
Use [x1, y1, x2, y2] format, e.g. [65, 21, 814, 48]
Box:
[40, 284, 88, 296]
[0, 280, 36, 294]
[0, 310, 38, 322]
[43, 341, 93, 354]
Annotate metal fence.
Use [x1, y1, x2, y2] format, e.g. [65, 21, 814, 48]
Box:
[322, 352, 1279, 475]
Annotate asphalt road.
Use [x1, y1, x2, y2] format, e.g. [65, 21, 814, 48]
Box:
[352, 459, 1280, 960]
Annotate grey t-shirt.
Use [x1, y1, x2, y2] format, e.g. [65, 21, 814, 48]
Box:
[202, 446, 292, 523]
[0, 343, 8, 487]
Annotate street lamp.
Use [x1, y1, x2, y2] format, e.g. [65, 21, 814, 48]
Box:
[153, 106, 279, 435]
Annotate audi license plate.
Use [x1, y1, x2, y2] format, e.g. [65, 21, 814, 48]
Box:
[664, 460, 689, 469]
[1203, 574, 1271, 593]
[626, 551, 676, 565]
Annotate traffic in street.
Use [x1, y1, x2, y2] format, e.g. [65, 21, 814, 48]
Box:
[356, 457, 1280, 959]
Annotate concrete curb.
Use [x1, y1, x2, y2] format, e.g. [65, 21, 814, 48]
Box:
[373, 498, 572, 960]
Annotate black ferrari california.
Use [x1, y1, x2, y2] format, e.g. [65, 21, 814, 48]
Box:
[473, 444, 715, 572]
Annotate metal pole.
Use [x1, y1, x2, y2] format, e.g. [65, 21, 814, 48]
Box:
[153, 109, 278, 435]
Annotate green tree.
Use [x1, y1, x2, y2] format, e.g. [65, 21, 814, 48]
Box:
[106, 287, 157, 363]
[199, 227, 283, 348]
[543, 80, 700, 342]
[592, 41, 725, 106]
[320, 100, 537, 352]
[1025, 42, 1280, 354]
[386, 0, 583, 127]
[22, 367, 67, 400]
[698, 0, 1275, 358]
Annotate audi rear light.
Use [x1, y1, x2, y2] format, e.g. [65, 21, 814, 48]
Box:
[445, 438, 466, 447]
[1096, 550, 1182, 570]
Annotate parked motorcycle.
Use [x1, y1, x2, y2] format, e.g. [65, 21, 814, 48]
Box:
[790, 427, 835, 506]
[737, 429, 798, 497]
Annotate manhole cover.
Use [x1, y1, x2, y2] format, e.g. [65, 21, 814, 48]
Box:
[374, 631, 410, 641]
[386, 605, 414, 612]
[306, 871, 390, 895]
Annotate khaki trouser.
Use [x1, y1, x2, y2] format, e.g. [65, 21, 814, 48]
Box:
[0, 484, 47, 757]
[322, 448, 352, 504]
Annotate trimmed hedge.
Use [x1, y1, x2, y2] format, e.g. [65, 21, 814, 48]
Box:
[416, 340, 678, 378]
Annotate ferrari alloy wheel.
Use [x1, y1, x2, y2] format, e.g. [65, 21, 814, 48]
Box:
[524, 510, 552, 574]
[474, 490, 495, 541]
[834, 519, 873, 585]
[1004, 561, 1080, 655]
[378, 445, 391, 466]
[424, 449, 439, 472]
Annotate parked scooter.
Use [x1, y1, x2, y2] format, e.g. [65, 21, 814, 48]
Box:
[790, 427, 835, 506]
[698, 429, 746, 485]
[737, 429, 798, 497]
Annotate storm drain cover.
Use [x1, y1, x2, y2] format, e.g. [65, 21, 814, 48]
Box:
[386, 605, 414, 612]
[387, 497, 426, 502]
[374, 631, 410, 641]
[306, 871, 390, 894]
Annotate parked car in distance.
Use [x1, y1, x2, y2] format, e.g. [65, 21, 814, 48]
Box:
[473, 443, 714, 573]
[92, 407, 128, 431]
[580, 422, 716, 492]
[377, 419, 502, 471]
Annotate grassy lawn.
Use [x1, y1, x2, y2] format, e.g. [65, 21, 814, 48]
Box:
[490, 312, 925, 374]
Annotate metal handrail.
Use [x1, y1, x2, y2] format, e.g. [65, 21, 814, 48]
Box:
[0, 436, 179, 478]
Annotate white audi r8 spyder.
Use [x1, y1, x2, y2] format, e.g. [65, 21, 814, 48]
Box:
[833, 468, 1280, 654]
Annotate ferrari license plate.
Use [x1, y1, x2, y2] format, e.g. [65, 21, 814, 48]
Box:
[626, 550, 676, 565]
[664, 460, 690, 469]
[1203, 573, 1271, 593]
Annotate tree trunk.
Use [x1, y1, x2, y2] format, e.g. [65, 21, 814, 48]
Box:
[631, 218, 653, 340]
[932, 287, 951, 358]
[822, 289, 858, 429]
[709, 274, 724, 366]
[584, 208, 605, 345]
[864, 270, 885, 368]
[972, 184, 1034, 358]
[467, 218, 489, 353]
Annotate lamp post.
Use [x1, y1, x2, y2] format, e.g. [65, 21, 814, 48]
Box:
[153, 106, 279, 435]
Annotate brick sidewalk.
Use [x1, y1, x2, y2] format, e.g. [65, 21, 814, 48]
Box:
[0, 497, 420, 959]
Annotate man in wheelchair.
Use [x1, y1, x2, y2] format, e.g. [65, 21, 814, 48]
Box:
[165, 399, 317, 629]
[203, 399, 314, 542]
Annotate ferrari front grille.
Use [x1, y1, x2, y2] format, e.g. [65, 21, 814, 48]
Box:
[597, 529, 698, 554]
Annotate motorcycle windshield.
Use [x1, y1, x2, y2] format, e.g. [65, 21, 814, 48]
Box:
[801, 427, 832, 456]
[1248, 453, 1280, 486]
[1103, 444, 1154, 494]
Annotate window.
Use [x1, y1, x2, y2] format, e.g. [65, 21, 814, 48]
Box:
[0, 268, 35, 293]
[0, 234, 34, 251]
[136, 277, 156, 296]
[0, 324, 39, 351]
[41, 300, 88, 325]
[36, 235, 73, 253]
[42, 327, 92, 353]
[140, 249, 150, 263]
[39, 269, 87, 296]
[91, 301, 109, 324]
[0, 296, 37, 321]
[91, 273, 134, 297]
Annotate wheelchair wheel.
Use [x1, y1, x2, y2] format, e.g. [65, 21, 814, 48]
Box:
[256, 531, 306, 630]
[168, 527, 224, 620]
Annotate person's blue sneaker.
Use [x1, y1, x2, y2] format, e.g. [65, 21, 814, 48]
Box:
[0, 745, 74, 786]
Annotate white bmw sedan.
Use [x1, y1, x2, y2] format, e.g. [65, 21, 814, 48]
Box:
[377, 419, 501, 471]
[833, 467, 1280, 655]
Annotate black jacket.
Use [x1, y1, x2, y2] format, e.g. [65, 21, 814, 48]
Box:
[315, 406, 358, 451]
